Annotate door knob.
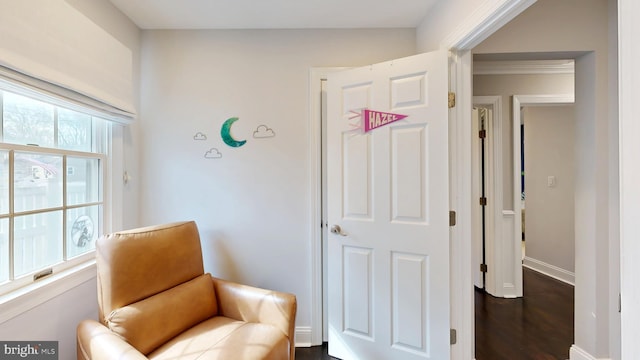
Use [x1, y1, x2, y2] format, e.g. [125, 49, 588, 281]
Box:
[330, 225, 347, 236]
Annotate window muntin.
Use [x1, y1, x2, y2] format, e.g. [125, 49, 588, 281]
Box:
[0, 82, 109, 295]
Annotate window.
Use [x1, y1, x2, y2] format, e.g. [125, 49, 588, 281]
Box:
[0, 81, 111, 295]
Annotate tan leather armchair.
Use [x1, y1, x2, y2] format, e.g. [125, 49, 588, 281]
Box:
[77, 221, 297, 360]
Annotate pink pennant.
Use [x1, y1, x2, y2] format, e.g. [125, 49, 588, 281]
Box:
[362, 110, 408, 132]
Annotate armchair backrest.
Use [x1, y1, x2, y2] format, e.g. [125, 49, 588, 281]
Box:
[96, 221, 205, 324]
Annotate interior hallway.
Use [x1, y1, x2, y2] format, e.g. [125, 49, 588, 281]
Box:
[475, 267, 574, 360]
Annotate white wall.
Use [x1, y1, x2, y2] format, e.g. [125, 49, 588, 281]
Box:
[0, 1, 140, 358]
[416, 0, 483, 51]
[138, 28, 416, 342]
[416, 0, 539, 52]
[0, 280, 97, 359]
[523, 105, 576, 276]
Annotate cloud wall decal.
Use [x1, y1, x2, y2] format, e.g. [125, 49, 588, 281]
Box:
[253, 125, 276, 138]
[204, 148, 222, 159]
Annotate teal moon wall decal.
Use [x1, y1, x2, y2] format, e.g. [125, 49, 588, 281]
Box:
[220, 117, 247, 148]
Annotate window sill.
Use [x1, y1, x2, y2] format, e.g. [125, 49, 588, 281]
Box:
[0, 260, 97, 325]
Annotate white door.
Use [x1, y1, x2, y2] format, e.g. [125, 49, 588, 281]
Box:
[327, 50, 450, 360]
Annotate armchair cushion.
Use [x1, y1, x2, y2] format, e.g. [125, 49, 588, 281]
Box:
[106, 273, 217, 355]
[148, 317, 289, 360]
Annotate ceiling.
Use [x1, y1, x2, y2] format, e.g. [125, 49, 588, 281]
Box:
[108, 0, 440, 30]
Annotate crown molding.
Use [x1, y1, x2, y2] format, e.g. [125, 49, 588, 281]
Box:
[473, 60, 575, 75]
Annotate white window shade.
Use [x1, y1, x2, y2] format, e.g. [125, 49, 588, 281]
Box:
[0, 0, 135, 121]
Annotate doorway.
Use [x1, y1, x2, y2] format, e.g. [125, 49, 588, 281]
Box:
[472, 58, 577, 358]
[472, 72, 576, 298]
[516, 97, 576, 285]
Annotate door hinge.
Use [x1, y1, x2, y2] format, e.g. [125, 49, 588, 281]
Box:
[479, 197, 487, 206]
[450, 329, 457, 345]
[480, 264, 488, 273]
[448, 92, 456, 108]
[619, 293, 621, 313]
[479, 129, 487, 139]
[449, 211, 456, 227]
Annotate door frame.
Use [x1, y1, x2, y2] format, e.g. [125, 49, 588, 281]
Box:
[443, 1, 537, 359]
[472, 96, 503, 295]
[619, 2, 640, 358]
[513, 94, 575, 289]
[307, 0, 539, 355]
[309, 67, 345, 346]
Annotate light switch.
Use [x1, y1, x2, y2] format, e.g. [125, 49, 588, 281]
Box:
[547, 175, 556, 187]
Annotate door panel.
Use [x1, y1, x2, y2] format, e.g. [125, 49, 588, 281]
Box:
[390, 72, 427, 108]
[343, 246, 373, 339]
[327, 50, 449, 360]
[343, 133, 372, 220]
[391, 252, 428, 353]
[391, 125, 427, 223]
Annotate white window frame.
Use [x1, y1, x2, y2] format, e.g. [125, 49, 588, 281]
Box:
[0, 143, 107, 294]
[0, 71, 124, 324]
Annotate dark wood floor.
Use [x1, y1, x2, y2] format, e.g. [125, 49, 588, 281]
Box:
[297, 268, 574, 360]
[475, 268, 574, 360]
[295, 342, 336, 360]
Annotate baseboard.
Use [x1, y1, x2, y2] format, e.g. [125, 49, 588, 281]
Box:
[523, 256, 575, 286]
[569, 345, 611, 360]
[295, 326, 313, 347]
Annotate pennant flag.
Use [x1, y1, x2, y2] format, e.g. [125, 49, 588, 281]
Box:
[363, 109, 408, 132]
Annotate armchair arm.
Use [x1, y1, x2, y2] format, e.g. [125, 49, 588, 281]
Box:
[77, 319, 148, 360]
[212, 277, 297, 360]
